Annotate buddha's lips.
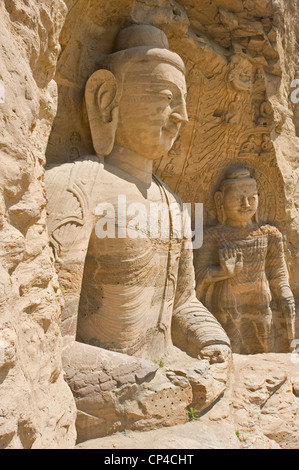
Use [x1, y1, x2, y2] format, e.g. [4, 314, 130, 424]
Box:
[162, 125, 179, 137]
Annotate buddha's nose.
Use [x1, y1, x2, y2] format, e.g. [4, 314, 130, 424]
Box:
[171, 99, 189, 124]
[241, 196, 250, 207]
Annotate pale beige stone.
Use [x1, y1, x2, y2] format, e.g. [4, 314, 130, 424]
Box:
[1, 0, 299, 450]
[45, 24, 232, 443]
[0, 0, 76, 449]
[76, 353, 299, 450]
[194, 167, 296, 353]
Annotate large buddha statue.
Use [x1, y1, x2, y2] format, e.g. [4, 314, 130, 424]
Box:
[45, 25, 231, 442]
[194, 167, 296, 354]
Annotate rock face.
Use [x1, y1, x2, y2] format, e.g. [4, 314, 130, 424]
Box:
[0, 0, 76, 449]
[228, 353, 299, 448]
[1, 0, 299, 449]
[76, 353, 299, 450]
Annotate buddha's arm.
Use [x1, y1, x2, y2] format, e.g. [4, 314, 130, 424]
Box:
[266, 231, 295, 341]
[172, 242, 231, 362]
[266, 231, 294, 302]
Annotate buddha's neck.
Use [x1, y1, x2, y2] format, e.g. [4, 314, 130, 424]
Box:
[104, 145, 153, 185]
[225, 219, 254, 228]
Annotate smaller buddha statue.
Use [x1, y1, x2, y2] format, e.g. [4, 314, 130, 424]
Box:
[239, 135, 258, 156]
[228, 55, 252, 92]
[223, 95, 241, 125]
[257, 100, 273, 127]
[261, 134, 273, 153]
[194, 167, 296, 354]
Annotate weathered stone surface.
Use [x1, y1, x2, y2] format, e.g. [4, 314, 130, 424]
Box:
[76, 353, 299, 449]
[1, 0, 299, 450]
[194, 167, 296, 354]
[227, 353, 299, 449]
[0, 0, 76, 448]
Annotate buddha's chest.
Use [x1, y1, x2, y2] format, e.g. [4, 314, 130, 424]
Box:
[89, 176, 184, 262]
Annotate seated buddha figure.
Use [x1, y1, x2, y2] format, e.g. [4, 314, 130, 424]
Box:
[45, 25, 231, 442]
[194, 167, 296, 354]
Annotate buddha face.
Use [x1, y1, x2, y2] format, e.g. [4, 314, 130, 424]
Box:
[222, 179, 258, 226]
[115, 60, 188, 160]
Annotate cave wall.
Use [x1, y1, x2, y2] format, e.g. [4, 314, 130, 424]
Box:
[0, 0, 76, 449]
[0, 0, 299, 448]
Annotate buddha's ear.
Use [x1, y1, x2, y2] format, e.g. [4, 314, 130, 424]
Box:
[85, 69, 119, 157]
[214, 191, 226, 225]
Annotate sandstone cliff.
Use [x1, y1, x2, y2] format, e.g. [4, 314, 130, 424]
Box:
[0, 0, 299, 449]
[0, 0, 76, 449]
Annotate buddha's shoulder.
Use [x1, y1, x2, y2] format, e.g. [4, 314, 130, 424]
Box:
[45, 158, 140, 193]
[45, 158, 104, 189]
[253, 224, 281, 237]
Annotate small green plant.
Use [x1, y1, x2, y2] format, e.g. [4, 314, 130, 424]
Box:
[187, 406, 201, 421]
[235, 430, 247, 442]
[153, 358, 165, 368]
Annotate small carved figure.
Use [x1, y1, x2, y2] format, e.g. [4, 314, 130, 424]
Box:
[261, 133, 273, 153]
[254, 68, 264, 82]
[257, 100, 273, 127]
[228, 55, 252, 92]
[169, 136, 181, 155]
[223, 95, 241, 124]
[194, 167, 296, 354]
[239, 134, 258, 156]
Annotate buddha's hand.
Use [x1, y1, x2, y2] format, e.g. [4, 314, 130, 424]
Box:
[219, 245, 243, 277]
[199, 344, 231, 364]
[281, 296, 296, 318]
[280, 296, 296, 344]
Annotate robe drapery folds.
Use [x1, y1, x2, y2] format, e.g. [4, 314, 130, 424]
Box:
[45, 159, 230, 358]
[194, 224, 292, 353]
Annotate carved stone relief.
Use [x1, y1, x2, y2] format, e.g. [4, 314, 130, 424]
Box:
[45, 24, 231, 443]
[194, 167, 296, 354]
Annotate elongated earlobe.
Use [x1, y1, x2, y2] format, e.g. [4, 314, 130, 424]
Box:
[214, 191, 226, 224]
[85, 69, 119, 157]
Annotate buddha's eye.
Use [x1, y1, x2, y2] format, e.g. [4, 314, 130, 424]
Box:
[161, 90, 173, 102]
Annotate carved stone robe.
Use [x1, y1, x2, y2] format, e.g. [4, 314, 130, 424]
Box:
[45, 158, 230, 361]
[194, 224, 292, 353]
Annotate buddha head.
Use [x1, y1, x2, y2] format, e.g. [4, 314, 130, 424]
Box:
[85, 24, 188, 160]
[215, 167, 259, 226]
